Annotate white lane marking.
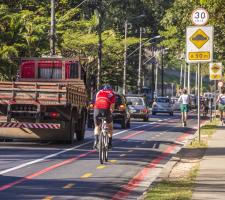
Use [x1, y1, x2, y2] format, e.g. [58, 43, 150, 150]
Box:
[0, 119, 169, 175]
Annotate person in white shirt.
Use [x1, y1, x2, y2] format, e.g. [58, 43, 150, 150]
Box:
[216, 88, 225, 122]
[178, 89, 190, 127]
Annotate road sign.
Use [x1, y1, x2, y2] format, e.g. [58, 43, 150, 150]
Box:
[218, 81, 224, 88]
[191, 8, 209, 26]
[209, 63, 222, 80]
[186, 26, 213, 63]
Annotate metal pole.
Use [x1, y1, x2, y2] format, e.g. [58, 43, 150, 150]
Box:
[155, 62, 158, 97]
[188, 63, 190, 94]
[198, 63, 201, 142]
[195, 69, 198, 95]
[123, 20, 128, 95]
[50, 0, 56, 56]
[161, 49, 164, 96]
[184, 62, 187, 89]
[172, 83, 174, 97]
[138, 27, 142, 94]
[180, 63, 183, 87]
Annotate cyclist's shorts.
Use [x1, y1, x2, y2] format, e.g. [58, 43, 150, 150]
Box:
[94, 108, 113, 125]
[219, 104, 225, 112]
[180, 104, 189, 112]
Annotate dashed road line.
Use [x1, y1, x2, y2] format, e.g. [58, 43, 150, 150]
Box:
[120, 154, 126, 157]
[81, 173, 93, 179]
[128, 150, 134, 153]
[96, 165, 106, 169]
[63, 183, 75, 189]
[109, 160, 117, 164]
[42, 196, 54, 200]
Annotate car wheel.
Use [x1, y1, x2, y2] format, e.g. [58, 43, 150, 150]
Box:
[126, 119, 131, 128]
[152, 112, 156, 115]
[143, 116, 149, 122]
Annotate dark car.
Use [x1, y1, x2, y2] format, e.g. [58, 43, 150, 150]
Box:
[87, 93, 131, 129]
[126, 95, 150, 122]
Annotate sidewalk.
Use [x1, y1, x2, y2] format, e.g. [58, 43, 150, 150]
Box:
[192, 126, 225, 200]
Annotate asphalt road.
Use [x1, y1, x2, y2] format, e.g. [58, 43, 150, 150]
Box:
[0, 112, 199, 200]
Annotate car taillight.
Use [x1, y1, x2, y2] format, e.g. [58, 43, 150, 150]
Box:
[89, 103, 94, 109]
[142, 109, 148, 113]
[50, 112, 59, 118]
[119, 104, 126, 111]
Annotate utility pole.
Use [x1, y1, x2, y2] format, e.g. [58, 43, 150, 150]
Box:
[96, 0, 103, 90]
[155, 62, 158, 97]
[137, 27, 142, 94]
[161, 49, 164, 96]
[151, 48, 155, 99]
[50, 0, 56, 56]
[123, 19, 128, 95]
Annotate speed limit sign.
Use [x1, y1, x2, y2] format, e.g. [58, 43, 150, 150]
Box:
[191, 8, 209, 26]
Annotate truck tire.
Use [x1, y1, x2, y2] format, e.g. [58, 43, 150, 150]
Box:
[65, 114, 76, 144]
[121, 119, 126, 129]
[76, 111, 86, 141]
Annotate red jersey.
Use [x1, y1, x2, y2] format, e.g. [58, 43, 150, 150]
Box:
[94, 90, 115, 109]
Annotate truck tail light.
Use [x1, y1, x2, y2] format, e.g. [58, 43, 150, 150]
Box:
[119, 104, 126, 111]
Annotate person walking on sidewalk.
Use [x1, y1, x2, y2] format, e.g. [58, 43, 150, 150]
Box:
[178, 88, 190, 127]
[216, 87, 225, 123]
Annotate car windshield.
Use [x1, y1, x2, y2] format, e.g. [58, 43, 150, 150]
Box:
[127, 97, 145, 106]
[157, 98, 170, 103]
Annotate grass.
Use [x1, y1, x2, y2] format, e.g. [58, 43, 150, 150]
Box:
[144, 165, 199, 200]
[144, 119, 219, 200]
[188, 119, 220, 148]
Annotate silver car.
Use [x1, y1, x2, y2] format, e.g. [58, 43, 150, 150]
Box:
[152, 97, 174, 116]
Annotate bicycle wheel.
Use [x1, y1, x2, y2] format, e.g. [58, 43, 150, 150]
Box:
[99, 132, 104, 164]
[104, 135, 109, 162]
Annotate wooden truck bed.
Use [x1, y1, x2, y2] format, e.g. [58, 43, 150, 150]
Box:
[0, 81, 86, 106]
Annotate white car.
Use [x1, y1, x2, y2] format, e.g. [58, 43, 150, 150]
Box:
[171, 97, 181, 111]
[152, 97, 174, 116]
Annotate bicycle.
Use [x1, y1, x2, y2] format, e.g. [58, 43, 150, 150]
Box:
[98, 116, 109, 164]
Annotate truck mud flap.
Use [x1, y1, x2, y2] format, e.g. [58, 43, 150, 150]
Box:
[0, 122, 60, 129]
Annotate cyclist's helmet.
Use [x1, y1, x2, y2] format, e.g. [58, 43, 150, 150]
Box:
[101, 84, 112, 91]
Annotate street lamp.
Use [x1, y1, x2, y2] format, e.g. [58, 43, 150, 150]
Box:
[122, 14, 145, 95]
[123, 33, 161, 94]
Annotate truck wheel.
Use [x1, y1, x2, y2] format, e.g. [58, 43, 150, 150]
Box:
[65, 115, 76, 144]
[121, 119, 126, 129]
[76, 112, 86, 141]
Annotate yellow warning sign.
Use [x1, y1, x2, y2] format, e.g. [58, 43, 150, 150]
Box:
[188, 52, 210, 60]
[210, 74, 221, 80]
[211, 64, 220, 73]
[190, 29, 209, 49]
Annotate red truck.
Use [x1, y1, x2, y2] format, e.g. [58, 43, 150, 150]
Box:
[0, 57, 87, 143]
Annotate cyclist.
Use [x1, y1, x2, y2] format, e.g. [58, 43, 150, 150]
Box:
[216, 88, 225, 122]
[93, 84, 115, 149]
[178, 88, 190, 127]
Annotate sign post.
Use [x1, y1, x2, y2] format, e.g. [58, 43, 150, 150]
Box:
[186, 8, 213, 142]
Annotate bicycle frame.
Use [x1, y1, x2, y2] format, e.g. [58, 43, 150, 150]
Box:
[99, 118, 109, 164]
